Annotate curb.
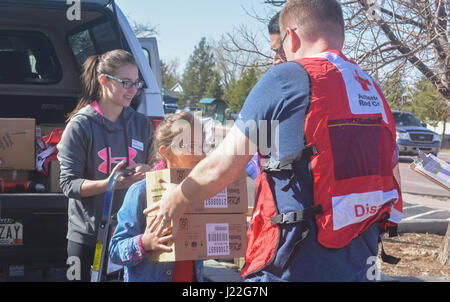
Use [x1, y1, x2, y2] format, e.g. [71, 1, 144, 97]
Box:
[403, 191, 450, 200]
[398, 219, 450, 235]
[380, 274, 450, 282]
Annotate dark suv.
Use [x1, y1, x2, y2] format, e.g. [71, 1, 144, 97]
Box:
[393, 110, 441, 156]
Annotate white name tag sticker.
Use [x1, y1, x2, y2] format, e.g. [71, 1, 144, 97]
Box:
[131, 139, 144, 151]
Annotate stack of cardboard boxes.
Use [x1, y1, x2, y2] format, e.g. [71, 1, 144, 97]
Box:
[0, 118, 35, 185]
[146, 168, 248, 262]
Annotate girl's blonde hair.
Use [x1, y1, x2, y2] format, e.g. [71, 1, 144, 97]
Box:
[148, 111, 201, 168]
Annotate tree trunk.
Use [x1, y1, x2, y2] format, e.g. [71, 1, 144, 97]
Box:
[438, 222, 450, 265]
[441, 119, 447, 149]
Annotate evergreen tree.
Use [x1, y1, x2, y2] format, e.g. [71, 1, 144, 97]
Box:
[409, 77, 449, 143]
[223, 68, 259, 112]
[160, 59, 181, 90]
[205, 71, 224, 100]
[181, 38, 216, 106]
[380, 72, 407, 110]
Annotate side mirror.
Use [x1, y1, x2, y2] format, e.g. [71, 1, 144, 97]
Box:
[421, 123, 427, 127]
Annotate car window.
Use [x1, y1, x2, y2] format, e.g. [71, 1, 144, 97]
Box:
[0, 30, 62, 84]
[393, 113, 422, 127]
[68, 18, 121, 68]
[142, 47, 152, 69]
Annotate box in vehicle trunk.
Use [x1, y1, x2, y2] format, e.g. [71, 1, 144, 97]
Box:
[0, 118, 35, 170]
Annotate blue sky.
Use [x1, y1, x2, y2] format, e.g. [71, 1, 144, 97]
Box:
[115, 0, 277, 73]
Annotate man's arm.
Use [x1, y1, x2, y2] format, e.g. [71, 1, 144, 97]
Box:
[145, 125, 255, 234]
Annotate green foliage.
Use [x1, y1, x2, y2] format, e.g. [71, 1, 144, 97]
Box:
[380, 72, 407, 110]
[223, 68, 260, 112]
[382, 75, 448, 140]
[160, 59, 180, 90]
[181, 37, 216, 106]
[408, 77, 448, 129]
[206, 71, 224, 100]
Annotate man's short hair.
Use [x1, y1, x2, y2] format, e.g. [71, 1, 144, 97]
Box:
[280, 0, 345, 41]
[268, 11, 281, 35]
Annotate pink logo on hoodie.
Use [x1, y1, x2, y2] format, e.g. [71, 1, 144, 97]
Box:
[97, 147, 137, 174]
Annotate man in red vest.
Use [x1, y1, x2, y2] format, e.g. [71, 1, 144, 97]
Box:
[146, 0, 402, 281]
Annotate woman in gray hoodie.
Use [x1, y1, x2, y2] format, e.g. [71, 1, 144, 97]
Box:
[57, 49, 154, 281]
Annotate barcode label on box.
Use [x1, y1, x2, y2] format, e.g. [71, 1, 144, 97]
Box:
[204, 189, 228, 208]
[206, 223, 230, 256]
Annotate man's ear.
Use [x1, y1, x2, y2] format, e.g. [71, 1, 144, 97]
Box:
[289, 28, 300, 54]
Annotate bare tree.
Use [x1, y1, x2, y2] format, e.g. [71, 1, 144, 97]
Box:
[261, 1, 450, 105]
[212, 26, 272, 92]
[343, 0, 449, 105]
[128, 18, 158, 38]
[212, 3, 278, 73]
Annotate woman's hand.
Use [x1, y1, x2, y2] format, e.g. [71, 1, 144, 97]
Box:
[130, 163, 152, 174]
[141, 215, 174, 253]
[110, 160, 146, 190]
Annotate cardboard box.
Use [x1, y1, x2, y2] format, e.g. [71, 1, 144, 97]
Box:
[147, 213, 247, 262]
[45, 160, 61, 193]
[0, 119, 35, 170]
[146, 168, 247, 214]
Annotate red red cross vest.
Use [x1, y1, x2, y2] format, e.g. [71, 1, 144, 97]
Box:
[242, 50, 403, 278]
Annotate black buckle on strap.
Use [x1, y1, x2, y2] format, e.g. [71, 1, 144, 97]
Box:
[279, 212, 298, 225]
[270, 205, 323, 226]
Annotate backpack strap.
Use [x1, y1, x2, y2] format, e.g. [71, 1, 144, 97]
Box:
[270, 205, 323, 226]
[261, 145, 318, 192]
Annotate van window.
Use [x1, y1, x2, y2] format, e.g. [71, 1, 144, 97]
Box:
[68, 19, 121, 67]
[142, 47, 152, 69]
[0, 30, 62, 84]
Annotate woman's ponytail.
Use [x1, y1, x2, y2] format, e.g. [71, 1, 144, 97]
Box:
[66, 54, 102, 122]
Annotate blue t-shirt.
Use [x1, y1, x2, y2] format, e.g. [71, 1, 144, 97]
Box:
[237, 62, 380, 282]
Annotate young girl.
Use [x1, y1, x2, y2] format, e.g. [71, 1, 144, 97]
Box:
[108, 112, 205, 282]
[57, 49, 153, 281]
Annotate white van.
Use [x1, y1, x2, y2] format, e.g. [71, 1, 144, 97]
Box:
[0, 0, 163, 281]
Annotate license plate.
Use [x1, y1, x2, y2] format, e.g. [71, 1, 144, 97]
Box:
[0, 218, 23, 246]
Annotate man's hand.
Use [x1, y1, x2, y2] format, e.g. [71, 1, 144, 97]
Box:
[143, 181, 187, 236]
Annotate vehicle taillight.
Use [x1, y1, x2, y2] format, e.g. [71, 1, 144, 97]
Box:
[149, 116, 164, 130]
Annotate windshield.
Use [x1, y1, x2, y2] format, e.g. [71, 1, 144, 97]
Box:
[393, 112, 423, 127]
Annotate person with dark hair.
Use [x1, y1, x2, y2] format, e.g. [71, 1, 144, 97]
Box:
[245, 11, 286, 181]
[145, 0, 402, 282]
[57, 49, 154, 281]
[268, 11, 286, 65]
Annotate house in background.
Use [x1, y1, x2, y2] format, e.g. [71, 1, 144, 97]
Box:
[200, 97, 227, 124]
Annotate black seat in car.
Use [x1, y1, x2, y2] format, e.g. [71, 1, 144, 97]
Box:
[0, 51, 34, 82]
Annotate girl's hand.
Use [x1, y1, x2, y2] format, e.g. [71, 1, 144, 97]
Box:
[141, 215, 174, 253]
